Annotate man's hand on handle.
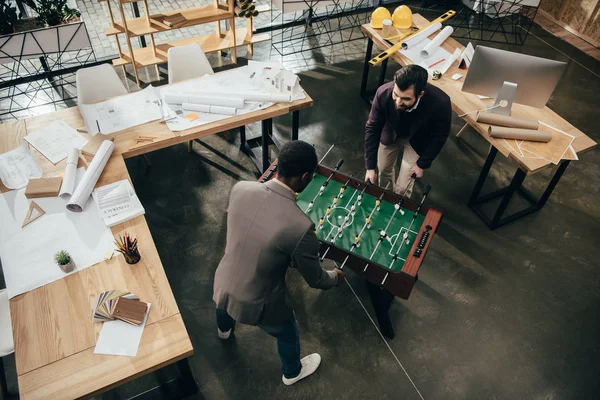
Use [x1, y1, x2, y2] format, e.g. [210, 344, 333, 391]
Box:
[334, 268, 345, 285]
[365, 169, 377, 184]
[410, 165, 424, 179]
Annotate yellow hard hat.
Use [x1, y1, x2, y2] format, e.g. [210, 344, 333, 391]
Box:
[370, 7, 392, 29]
[392, 5, 413, 29]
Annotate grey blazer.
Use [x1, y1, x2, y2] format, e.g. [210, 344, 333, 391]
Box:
[213, 179, 337, 326]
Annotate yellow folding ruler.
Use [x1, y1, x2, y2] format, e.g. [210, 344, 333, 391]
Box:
[368, 10, 456, 67]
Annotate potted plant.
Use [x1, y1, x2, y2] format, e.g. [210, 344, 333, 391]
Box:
[54, 250, 75, 273]
[30, 0, 81, 27]
[0, 0, 19, 35]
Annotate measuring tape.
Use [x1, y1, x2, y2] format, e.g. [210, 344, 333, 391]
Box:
[368, 10, 456, 67]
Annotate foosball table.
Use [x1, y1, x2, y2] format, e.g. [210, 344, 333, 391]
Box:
[259, 159, 443, 339]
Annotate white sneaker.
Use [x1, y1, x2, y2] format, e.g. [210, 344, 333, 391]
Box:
[282, 353, 322, 386]
[218, 328, 232, 340]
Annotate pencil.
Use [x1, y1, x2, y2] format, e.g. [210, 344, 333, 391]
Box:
[428, 59, 445, 69]
[96, 120, 101, 133]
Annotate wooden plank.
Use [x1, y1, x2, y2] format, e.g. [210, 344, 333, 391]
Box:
[361, 16, 597, 175]
[112, 29, 271, 67]
[17, 314, 193, 400]
[105, 4, 233, 37]
[24, 177, 63, 198]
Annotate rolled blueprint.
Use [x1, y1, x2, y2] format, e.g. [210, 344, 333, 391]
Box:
[163, 93, 244, 108]
[488, 126, 552, 142]
[420, 26, 453, 58]
[181, 103, 237, 116]
[59, 147, 80, 197]
[401, 22, 442, 50]
[476, 112, 539, 130]
[195, 91, 293, 103]
[67, 140, 114, 212]
[163, 93, 189, 104]
[187, 95, 244, 108]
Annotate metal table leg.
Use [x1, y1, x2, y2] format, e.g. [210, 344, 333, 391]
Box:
[292, 110, 299, 141]
[469, 147, 571, 229]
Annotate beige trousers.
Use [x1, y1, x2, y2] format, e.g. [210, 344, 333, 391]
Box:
[377, 139, 419, 197]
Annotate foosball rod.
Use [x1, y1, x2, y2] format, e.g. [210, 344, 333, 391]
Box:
[380, 184, 431, 286]
[362, 175, 416, 273]
[319, 181, 372, 262]
[305, 158, 344, 212]
[336, 190, 387, 270]
[322, 176, 369, 246]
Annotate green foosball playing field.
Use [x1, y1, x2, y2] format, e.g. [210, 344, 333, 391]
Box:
[296, 175, 425, 273]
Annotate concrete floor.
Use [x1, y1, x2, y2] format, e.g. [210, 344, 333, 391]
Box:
[2, 7, 599, 400]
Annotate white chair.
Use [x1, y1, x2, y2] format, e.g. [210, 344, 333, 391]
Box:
[167, 43, 214, 84]
[168, 43, 215, 152]
[75, 63, 128, 105]
[0, 289, 14, 397]
[75, 64, 154, 166]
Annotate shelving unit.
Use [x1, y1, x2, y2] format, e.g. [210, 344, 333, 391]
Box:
[100, 0, 270, 85]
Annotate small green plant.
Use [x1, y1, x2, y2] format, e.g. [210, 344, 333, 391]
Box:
[34, 0, 81, 27]
[0, 0, 19, 35]
[54, 250, 71, 266]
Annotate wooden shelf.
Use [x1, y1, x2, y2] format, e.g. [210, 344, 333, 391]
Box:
[105, 4, 234, 38]
[112, 29, 270, 67]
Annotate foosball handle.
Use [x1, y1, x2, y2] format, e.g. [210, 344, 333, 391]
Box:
[334, 159, 344, 170]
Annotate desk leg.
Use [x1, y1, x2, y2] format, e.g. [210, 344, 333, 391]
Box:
[0, 357, 8, 397]
[468, 146, 498, 206]
[262, 118, 272, 173]
[538, 160, 569, 208]
[377, 58, 388, 88]
[469, 148, 570, 229]
[239, 125, 246, 150]
[366, 281, 395, 340]
[360, 39, 374, 100]
[490, 168, 526, 227]
[292, 110, 299, 141]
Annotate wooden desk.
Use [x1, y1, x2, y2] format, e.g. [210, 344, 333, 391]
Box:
[359, 15, 596, 229]
[1, 87, 312, 398]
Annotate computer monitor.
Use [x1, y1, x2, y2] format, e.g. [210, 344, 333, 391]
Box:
[461, 46, 567, 116]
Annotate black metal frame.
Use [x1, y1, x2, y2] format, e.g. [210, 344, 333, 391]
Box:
[267, 0, 374, 56]
[239, 110, 301, 173]
[447, 0, 539, 45]
[469, 147, 570, 229]
[0, 21, 97, 121]
[359, 38, 388, 105]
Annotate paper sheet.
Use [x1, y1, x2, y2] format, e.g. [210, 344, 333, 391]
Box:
[92, 179, 145, 227]
[401, 22, 442, 49]
[59, 148, 80, 197]
[24, 120, 88, 164]
[94, 303, 151, 357]
[421, 26, 453, 58]
[400, 38, 451, 67]
[0, 141, 43, 189]
[79, 86, 163, 136]
[161, 67, 306, 132]
[519, 123, 575, 164]
[0, 168, 115, 299]
[67, 140, 114, 212]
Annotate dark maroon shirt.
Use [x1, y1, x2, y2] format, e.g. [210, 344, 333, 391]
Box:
[364, 82, 452, 170]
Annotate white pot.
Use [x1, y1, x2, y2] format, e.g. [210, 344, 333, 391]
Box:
[58, 259, 75, 273]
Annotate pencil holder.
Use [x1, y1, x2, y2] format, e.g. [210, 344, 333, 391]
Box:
[124, 249, 141, 264]
[115, 233, 141, 265]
